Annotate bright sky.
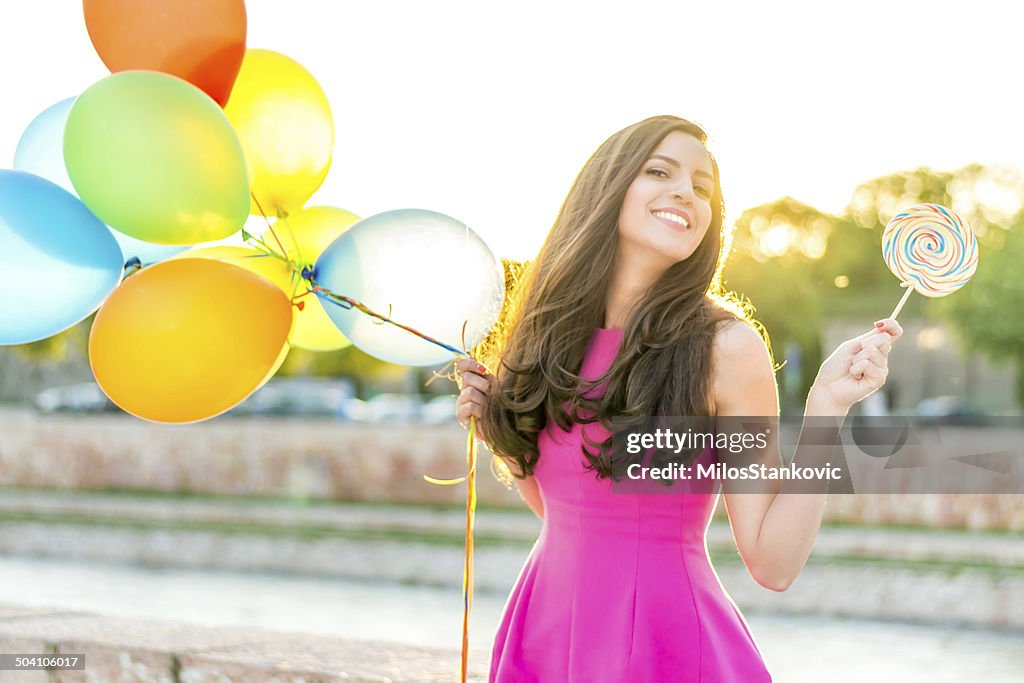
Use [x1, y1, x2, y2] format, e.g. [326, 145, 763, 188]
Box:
[2, 1, 1021, 260]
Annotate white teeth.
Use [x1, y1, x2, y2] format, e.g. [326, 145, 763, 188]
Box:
[653, 211, 688, 228]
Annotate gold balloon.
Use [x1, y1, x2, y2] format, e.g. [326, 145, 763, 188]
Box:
[90, 258, 293, 423]
[224, 49, 333, 217]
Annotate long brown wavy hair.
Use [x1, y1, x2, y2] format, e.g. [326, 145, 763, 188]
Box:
[476, 115, 761, 482]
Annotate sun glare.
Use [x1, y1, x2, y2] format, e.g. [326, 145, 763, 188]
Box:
[760, 224, 793, 258]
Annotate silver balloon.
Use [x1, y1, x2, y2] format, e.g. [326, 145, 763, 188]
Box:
[314, 209, 504, 366]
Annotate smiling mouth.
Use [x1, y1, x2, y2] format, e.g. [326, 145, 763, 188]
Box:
[652, 211, 690, 230]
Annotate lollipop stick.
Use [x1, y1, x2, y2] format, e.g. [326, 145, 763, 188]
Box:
[889, 284, 914, 320]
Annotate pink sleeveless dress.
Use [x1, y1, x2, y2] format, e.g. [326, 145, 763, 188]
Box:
[489, 327, 772, 682]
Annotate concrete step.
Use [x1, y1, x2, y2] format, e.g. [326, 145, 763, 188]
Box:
[1, 489, 1023, 630]
[1, 487, 1021, 571]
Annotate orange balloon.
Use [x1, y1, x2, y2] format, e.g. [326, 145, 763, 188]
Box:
[83, 0, 247, 107]
[89, 259, 293, 423]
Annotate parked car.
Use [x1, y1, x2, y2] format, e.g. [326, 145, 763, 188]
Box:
[226, 378, 355, 418]
[361, 393, 424, 423]
[338, 397, 371, 422]
[915, 396, 988, 426]
[421, 394, 458, 424]
[34, 383, 116, 413]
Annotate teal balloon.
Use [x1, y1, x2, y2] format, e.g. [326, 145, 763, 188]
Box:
[0, 170, 123, 345]
[13, 98, 76, 191]
[313, 209, 504, 366]
[14, 96, 186, 266]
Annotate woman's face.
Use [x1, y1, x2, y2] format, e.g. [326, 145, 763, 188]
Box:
[617, 131, 715, 268]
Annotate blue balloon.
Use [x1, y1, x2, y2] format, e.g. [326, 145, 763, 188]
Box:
[0, 170, 124, 345]
[13, 97, 186, 266]
[14, 98, 77, 192]
[313, 209, 504, 366]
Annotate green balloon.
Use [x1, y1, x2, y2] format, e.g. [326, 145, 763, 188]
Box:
[64, 71, 250, 245]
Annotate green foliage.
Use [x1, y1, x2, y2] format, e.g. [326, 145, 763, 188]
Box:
[10, 316, 92, 362]
[847, 167, 954, 230]
[845, 164, 1024, 400]
[722, 198, 830, 404]
[848, 163, 1024, 244]
[722, 165, 1024, 407]
[817, 218, 892, 292]
[935, 214, 1024, 400]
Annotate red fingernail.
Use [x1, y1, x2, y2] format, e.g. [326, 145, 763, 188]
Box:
[874, 322, 884, 328]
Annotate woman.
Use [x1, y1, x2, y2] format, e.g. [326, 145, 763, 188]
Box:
[455, 115, 902, 682]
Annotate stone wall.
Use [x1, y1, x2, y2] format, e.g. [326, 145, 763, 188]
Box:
[0, 605, 488, 682]
[1, 409, 1022, 530]
[0, 409, 521, 507]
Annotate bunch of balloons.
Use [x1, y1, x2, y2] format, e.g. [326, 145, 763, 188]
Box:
[1, 0, 505, 424]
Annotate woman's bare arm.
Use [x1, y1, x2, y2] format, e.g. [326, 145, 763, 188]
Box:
[512, 474, 544, 520]
[711, 319, 901, 591]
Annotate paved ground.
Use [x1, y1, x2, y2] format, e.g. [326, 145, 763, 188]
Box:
[0, 488, 1022, 680]
[1, 592, 1022, 682]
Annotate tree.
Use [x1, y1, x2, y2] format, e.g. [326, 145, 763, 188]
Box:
[937, 214, 1024, 402]
[8, 315, 92, 363]
[845, 164, 1023, 247]
[722, 198, 832, 409]
[843, 164, 1024, 404]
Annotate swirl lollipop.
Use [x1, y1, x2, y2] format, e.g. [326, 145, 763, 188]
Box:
[882, 203, 978, 318]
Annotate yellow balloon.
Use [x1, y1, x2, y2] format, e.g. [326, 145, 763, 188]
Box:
[268, 206, 358, 351]
[224, 49, 333, 217]
[173, 245, 296, 294]
[89, 259, 293, 423]
[171, 247, 294, 388]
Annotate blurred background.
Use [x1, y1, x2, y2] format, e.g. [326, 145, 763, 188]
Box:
[2, 1, 1024, 681]
[1, 162, 1022, 681]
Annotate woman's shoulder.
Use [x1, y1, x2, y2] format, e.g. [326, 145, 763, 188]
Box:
[701, 296, 767, 352]
[708, 316, 777, 413]
[711, 317, 767, 358]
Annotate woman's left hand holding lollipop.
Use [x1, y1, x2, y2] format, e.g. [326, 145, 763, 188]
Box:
[808, 318, 904, 414]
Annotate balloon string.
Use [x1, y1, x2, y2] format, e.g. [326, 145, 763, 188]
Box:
[309, 270, 481, 680]
[243, 195, 467, 355]
[426, 322, 479, 682]
[304, 268, 466, 356]
[461, 417, 477, 682]
[239, 221, 310, 313]
[248, 193, 311, 303]
[241, 209, 481, 679]
[240, 228, 300, 274]
[250, 192, 290, 258]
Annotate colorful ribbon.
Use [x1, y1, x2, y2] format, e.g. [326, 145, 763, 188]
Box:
[247, 202, 481, 682]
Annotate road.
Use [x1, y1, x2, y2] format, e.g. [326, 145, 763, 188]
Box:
[0, 556, 1021, 682]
